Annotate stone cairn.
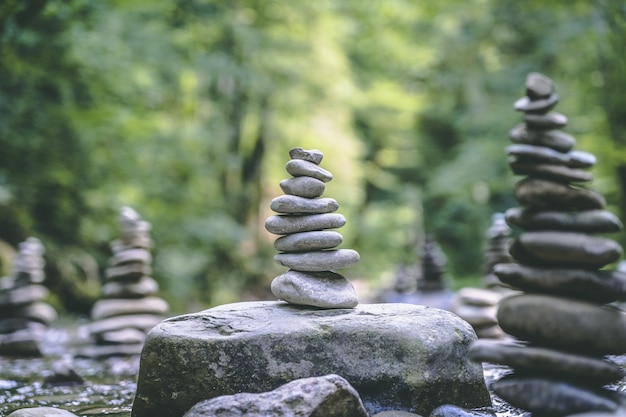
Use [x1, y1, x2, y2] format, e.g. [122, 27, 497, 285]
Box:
[469, 72, 626, 416]
[78, 207, 169, 357]
[265, 147, 360, 309]
[452, 214, 516, 339]
[0, 237, 56, 356]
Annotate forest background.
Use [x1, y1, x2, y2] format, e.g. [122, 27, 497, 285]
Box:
[1, 0, 625, 315]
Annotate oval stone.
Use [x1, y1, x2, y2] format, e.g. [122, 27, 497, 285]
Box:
[274, 231, 343, 252]
[289, 147, 323, 165]
[470, 339, 625, 384]
[280, 177, 325, 198]
[514, 93, 558, 113]
[270, 195, 339, 214]
[515, 177, 605, 210]
[525, 112, 568, 130]
[525, 72, 555, 99]
[494, 263, 626, 303]
[505, 207, 623, 233]
[274, 249, 360, 271]
[509, 124, 575, 152]
[271, 270, 358, 308]
[285, 159, 333, 182]
[511, 231, 622, 268]
[497, 294, 626, 354]
[265, 213, 346, 235]
[91, 297, 169, 320]
[509, 159, 593, 183]
[506, 144, 595, 168]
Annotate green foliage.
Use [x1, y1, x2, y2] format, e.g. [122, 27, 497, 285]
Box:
[0, 0, 624, 313]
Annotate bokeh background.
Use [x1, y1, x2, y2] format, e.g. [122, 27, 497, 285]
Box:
[1, 0, 624, 315]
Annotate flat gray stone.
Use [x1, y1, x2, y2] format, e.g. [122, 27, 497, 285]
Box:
[514, 93, 558, 113]
[11, 301, 57, 325]
[274, 249, 360, 271]
[492, 376, 619, 416]
[102, 276, 159, 298]
[506, 144, 595, 168]
[289, 147, 323, 164]
[515, 177, 606, 210]
[280, 177, 325, 198]
[270, 195, 338, 214]
[74, 342, 144, 359]
[105, 263, 151, 281]
[87, 313, 164, 336]
[274, 231, 343, 252]
[509, 159, 593, 182]
[265, 213, 346, 235]
[509, 231, 622, 268]
[183, 374, 368, 417]
[494, 263, 626, 303]
[497, 294, 626, 354]
[525, 112, 568, 130]
[7, 407, 79, 417]
[505, 207, 623, 233]
[470, 339, 625, 384]
[525, 72, 555, 99]
[98, 328, 147, 344]
[0, 285, 48, 308]
[91, 297, 169, 320]
[285, 159, 333, 182]
[509, 124, 575, 152]
[270, 270, 358, 308]
[131, 301, 491, 417]
[110, 248, 152, 266]
[429, 404, 494, 417]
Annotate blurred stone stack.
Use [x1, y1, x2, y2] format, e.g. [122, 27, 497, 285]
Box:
[470, 72, 626, 416]
[409, 237, 454, 310]
[452, 214, 516, 339]
[0, 237, 56, 356]
[79, 207, 169, 358]
[265, 147, 360, 309]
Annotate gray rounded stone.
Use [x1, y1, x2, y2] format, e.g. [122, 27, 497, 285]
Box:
[131, 301, 491, 417]
[274, 249, 360, 271]
[265, 213, 346, 235]
[274, 231, 343, 252]
[285, 159, 333, 182]
[12, 301, 57, 325]
[270, 195, 338, 214]
[105, 263, 152, 281]
[289, 147, 323, 164]
[111, 248, 152, 266]
[525, 112, 568, 130]
[509, 159, 593, 182]
[514, 93, 558, 113]
[7, 407, 79, 417]
[469, 339, 625, 384]
[509, 231, 622, 268]
[515, 177, 606, 210]
[280, 177, 325, 198]
[506, 144, 596, 168]
[102, 276, 160, 298]
[87, 313, 164, 336]
[494, 263, 626, 303]
[0, 284, 49, 308]
[497, 294, 626, 354]
[525, 72, 555, 99]
[271, 270, 358, 308]
[491, 376, 619, 416]
[505, 207, 623, 233]
[91, 297, 169, 320]
[509, 124, 575, 152]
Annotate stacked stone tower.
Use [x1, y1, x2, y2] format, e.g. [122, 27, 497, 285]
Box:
[0, 237, 56, 356]
[470, 73, 626, 415]
[482, 213, 514, 290]
[79, 207, 169, 357]
[265, 147, 360, 309]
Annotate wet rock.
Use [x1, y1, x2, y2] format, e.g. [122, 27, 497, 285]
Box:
[7, 407, 79, 417]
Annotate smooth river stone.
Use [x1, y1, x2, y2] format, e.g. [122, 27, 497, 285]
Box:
[505, 207, 623, 233]
[102, 276, 160, 298]
[470, 339, 625, 384]
[507, 144, 596, 168]
[105, 263, 152, 281]
[285, 159, 333, 182]
[289, 147, 323, 165]
[497, 293, 626, 354]
[509, 231, 622, 268]
[509, 159, 593, 183]
[509, 124, 575, 152]
[274, 231, 343, 252]
[270, 195, 338, 214]
[274, 249, 360, 271]
[265, 213, 346, 235]
[87, 314, 164, 336]
[494, 263, 626, 303]
[515, 177, 606, 210]
[492, 376, 620, 416]
[91, 297, 169, 320]
[514, 93, 558, 113]
[271, 270, 358, 308]
[280, 176, 325, 198]
[0, 285, 49, 307]
[525, 112, 568, 130]
[525, 72, 555, 99]
[11, 301, 58, 325]
[111, 248, 152, 266]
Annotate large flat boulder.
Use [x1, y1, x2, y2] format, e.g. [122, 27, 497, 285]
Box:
[131, 301, 490, 417]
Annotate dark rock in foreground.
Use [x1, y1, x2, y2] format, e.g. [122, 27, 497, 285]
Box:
[132, 301, 490, 417]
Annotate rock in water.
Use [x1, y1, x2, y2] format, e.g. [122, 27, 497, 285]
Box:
[469, 72, 626, 416]
[265, 147, 359, 309]
[131, 301, 491, 417]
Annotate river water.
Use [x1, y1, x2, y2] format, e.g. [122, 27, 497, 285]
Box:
[0, 322, 621, 417]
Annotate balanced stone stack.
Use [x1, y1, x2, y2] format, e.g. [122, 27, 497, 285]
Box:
[0, 237, 56, 356]
[469, 72, 626, 416]
[78, 207, 169, 358]
[265, 147, 360, 309]
[452, 214, 516, 339]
